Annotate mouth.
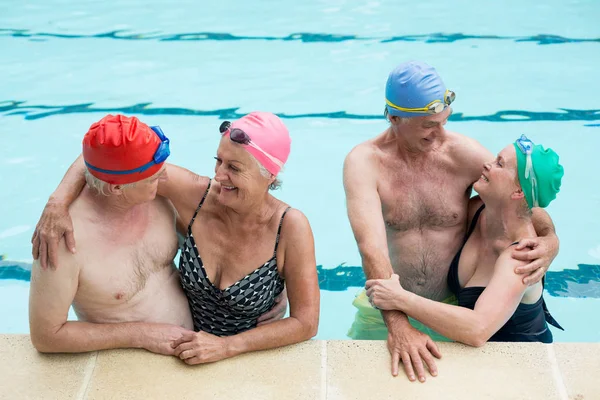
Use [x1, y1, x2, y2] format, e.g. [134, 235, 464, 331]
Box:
[221, 184, 237, 192]
[480, 174, 489, 182]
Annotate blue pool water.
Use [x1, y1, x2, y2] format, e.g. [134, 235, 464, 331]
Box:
[1, 0, 599, 341]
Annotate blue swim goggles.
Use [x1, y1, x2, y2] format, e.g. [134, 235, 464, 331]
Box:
[515, 134, 539, 207]
[85, 126, 170, 175]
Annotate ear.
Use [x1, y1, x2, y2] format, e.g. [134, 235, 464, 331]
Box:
[511, 188, 525, 201]
[107, 183, 123, 195]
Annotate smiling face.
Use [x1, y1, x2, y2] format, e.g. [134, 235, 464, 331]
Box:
[214, 136, 272, 207]
[474, 145, 524, 206]
[391, 107, 452, 151]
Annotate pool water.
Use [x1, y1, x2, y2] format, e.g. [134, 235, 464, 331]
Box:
[1, 0, 599, 342]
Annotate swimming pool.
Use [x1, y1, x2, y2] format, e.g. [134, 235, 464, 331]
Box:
[1, 0, 599, 342]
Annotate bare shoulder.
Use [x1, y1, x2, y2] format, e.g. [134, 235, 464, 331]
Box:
[280, 207, 312, 237]
[344, 139, 379, 169]
[446, 131, 492, 161]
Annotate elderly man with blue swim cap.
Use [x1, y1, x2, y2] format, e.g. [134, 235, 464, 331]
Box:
[343, 61, 560, 382]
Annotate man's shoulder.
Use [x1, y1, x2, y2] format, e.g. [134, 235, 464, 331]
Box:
[345, 139, 380, 167]
[444, 130, 493, 165]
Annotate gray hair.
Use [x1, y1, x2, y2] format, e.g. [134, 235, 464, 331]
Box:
[384, 107, 409, 124]
[251, 156, 282, 191]
[84, 168, 136, 196]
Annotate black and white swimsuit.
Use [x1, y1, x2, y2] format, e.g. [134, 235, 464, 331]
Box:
[179, 181, 288, 336]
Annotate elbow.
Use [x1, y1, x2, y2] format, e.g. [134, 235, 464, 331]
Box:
[304, 317, 319, 340]
[464, 326, 491, 348]
[30, 332, 58, 353]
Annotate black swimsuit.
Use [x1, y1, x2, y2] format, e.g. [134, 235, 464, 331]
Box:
[179, 181, 287, 336]
[447, 205, 563, 343]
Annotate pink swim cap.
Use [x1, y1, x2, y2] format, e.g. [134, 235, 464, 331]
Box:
[226, 112, 291, 175]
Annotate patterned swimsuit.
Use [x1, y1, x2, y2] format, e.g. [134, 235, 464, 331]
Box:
[179, 182, 288, 336]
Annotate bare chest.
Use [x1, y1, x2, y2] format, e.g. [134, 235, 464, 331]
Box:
[379, 164, 470, 232]
[75, 205, 179, 304]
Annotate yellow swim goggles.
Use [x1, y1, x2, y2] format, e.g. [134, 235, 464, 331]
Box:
[386, 89, 456, 114]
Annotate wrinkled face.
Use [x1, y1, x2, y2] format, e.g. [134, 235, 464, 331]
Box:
[393, 107, 452, 151]
[120, 165, 167, 204]
[214, 136, 271, 207]
[474, 145, 521, 203]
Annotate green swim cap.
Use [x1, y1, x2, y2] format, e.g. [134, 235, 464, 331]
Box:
[513, 135, 564, 208]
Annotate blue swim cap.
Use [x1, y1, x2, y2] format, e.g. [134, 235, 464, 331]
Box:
[385, 61, 452, 118]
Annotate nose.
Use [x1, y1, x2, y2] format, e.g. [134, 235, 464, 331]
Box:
[483, 162, 491, 171]
[214, 163, 227, 182]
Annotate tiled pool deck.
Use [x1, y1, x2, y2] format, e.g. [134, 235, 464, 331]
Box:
[0, 335, 597, 400]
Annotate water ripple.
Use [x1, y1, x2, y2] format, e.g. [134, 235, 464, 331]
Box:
[1, 101, 599, 123]
[1, 29, 598, 45]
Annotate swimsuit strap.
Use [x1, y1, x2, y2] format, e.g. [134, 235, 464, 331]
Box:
[188, 180, 212, 231]
[466, 204, 486, 240]
[272, 207, 292, 257]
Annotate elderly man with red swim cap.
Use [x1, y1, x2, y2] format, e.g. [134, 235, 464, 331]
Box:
[29, 114, 194, 354]
[31, 112, 319, 364]
[343, 61, 560, 382]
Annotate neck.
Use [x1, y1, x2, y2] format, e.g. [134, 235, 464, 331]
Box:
[224, 191, 275, 225]
[480, 201, 535, 253]
[81, 186, 146, 220]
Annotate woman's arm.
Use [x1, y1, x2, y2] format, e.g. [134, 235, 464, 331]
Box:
[367, 250, 529, 347]
[173, 209, 320, 364]
[157, 164, 210, 232]
[32, 155, 86, 269]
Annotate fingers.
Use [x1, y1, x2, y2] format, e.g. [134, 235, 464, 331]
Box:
[391, 350, 400, 377]
[512, 248, 542, 262]
[39, 239, 48, 270]
[420, 348, 438, 377]
[171, 331, 195, 349]
[48, 241, 58, 271]
[409, 348, 426, 382]
[426, 339, 442, 359]
[515, 259, 543, 275]
[178, 349, 196, 360]
[514, 238, 538, 250]
[400, 351, 416, 382]
[365, 279, 375, 289]
[366, 287, 373, 298]
[65, 230, 77, 254]
[183, 356, 201, 365]
[523, 268, 546, 286]
[173, 341, 194, 356]
[32, 232, 39, 260]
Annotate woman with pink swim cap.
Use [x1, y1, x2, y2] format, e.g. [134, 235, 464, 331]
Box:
[164, 111, 319, 364]
[33, 111, 320, 365]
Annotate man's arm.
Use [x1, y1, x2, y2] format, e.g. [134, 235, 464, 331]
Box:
[343, 145, 441, 381]
[513, 208, 559, 285]
[29, 244, 190, 354]
[29, 245, 142, 353]
[32, 155, 86, 269]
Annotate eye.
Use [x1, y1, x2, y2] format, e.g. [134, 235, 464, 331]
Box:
[229, 164, 240, 172]
[496, 160, 502, 167]
[214, 157, 222, 164]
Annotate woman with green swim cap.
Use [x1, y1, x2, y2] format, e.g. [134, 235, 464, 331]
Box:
[365, 135, 564, 345]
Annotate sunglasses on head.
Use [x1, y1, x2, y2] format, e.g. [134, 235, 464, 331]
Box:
[218, 121, 284, 170]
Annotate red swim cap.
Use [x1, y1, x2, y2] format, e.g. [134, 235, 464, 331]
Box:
[82, 114, 164, 185]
